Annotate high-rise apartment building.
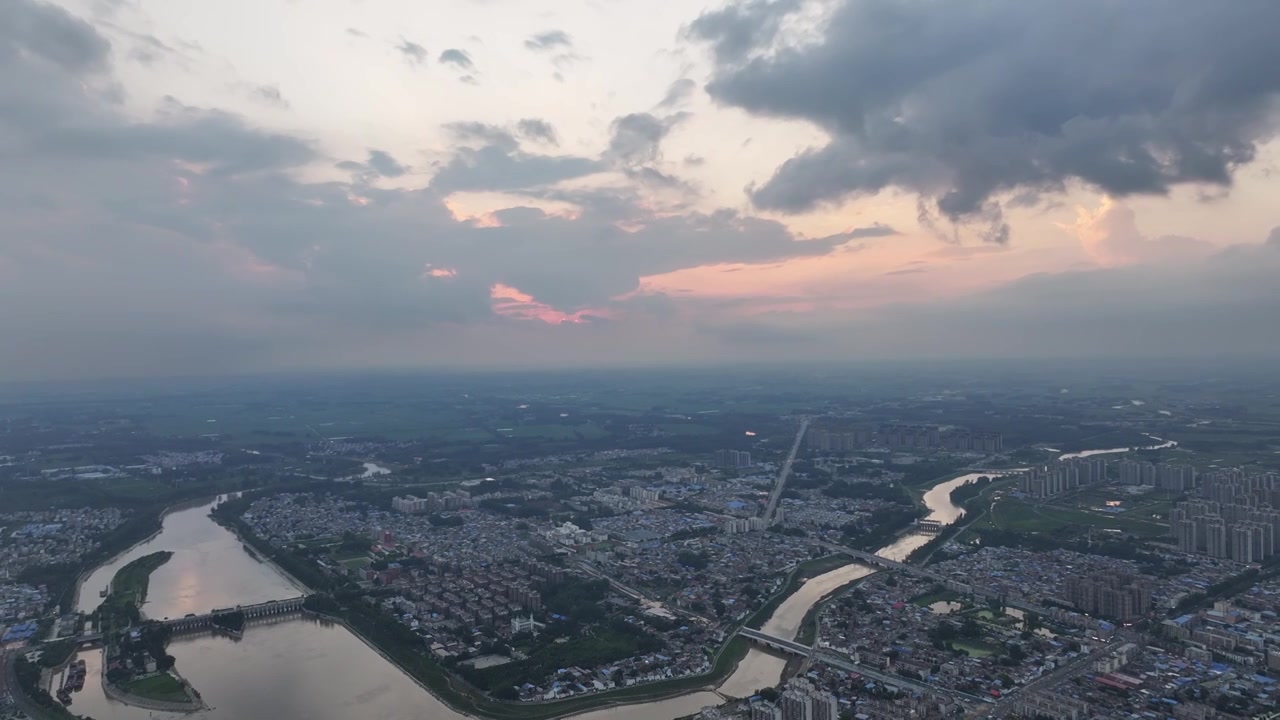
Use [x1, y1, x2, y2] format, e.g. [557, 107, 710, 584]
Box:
[1205, 517, 1229, 559]
[714, 449, 752, 469]
[1172, 511, 1198, 553]
[1064, 573, 1152, 623]
[749, 702, 783, 720]
[1169, 470, 1280, 562]
[1019, 458, 1108, 499]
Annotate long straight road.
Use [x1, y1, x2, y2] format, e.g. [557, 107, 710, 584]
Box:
[763, 417, 810, 524]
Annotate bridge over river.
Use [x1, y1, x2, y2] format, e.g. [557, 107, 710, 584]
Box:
[737, 628, 989, 705]
[818, 541, 1052, 617]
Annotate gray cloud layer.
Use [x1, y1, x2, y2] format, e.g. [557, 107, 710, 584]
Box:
[693, 0, 1280, 240]
[0, 0, 874, 379]
[3, 0, 1276, 380]
[438, 48, 473, 70]
[524, 30, 572, 52]
[711, 235, 1280, 360]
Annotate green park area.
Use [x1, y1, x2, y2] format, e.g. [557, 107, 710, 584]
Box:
[980, 497, 1168, 537]
[95, 551, 173, 634]
[111, 552, 173, 610]
[952, 639, 998, 658]
[120, 673, 191, 703]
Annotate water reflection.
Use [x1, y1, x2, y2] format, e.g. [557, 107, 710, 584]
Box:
[1058, 437, 1177, 460]
[70, 617, 464, 720]
[68, 470, 983, 720]
[76, 496, 304, 619]
[877, 472, 993, 562]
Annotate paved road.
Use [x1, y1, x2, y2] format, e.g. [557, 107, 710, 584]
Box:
[965, 640, 1111, 719]
[763, 417, 810, 524]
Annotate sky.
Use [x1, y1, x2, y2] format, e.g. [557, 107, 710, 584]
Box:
[2, 0, 1280, 380]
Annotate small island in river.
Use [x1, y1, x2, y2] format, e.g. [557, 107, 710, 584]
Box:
[93, 551, 207, 712]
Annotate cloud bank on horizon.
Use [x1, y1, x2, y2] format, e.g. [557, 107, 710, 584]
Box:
[1, 0, 1278, 380]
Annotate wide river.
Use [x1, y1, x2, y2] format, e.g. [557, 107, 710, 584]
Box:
[65, 473, 992, 720]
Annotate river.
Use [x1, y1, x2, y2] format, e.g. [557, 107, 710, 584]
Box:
[1058, 435, 1177, 460]
[64, 473, 988, 720]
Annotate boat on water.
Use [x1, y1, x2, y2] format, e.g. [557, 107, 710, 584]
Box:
[72, 660, 86, 690]
[57, 687, 72, 705]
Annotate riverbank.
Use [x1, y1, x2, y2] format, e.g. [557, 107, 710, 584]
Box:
[285, 554, 856, 720]
[72, 495, 229, 613]
[745, 554, 854, 631]
[303, 605, 740, 720]
[211, 516, 312, 596]
[102, 670, 206, 714]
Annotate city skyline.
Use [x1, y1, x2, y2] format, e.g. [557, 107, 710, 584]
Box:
[3, 0, 1280, 380]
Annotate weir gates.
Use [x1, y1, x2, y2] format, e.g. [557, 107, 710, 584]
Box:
[162, 596, 307, 632]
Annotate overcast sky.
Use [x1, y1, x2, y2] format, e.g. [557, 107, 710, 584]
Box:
[2, 0, 1279, 380]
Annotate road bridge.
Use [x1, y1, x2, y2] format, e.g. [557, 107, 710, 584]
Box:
[736, 628, 987, 705]
[812, 649, 988, 704]
[817, 541, 1053, 617]
[738, 627, 813, 656]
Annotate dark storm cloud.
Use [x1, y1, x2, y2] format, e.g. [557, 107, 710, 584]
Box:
[687, 0, 799, 64]
[21, 102, 316, 175]
[0, 0, 111, 73]
[658, 78, 697, 108]
[395, 38, 428, 65]
[429, 143, 602, 194]
[524, 30, 572, 52]
[812, 223, 899, 243]
[607, 112, 687, 165]
[443, 121, 518, 150]
[449, 207, 848, 310]
[438, 48, 474, 70]
[367, 149, 407, 177]
[623, 166, 692, 191]
[693, 0, 1280, 238]
[516, 118, 558, 146]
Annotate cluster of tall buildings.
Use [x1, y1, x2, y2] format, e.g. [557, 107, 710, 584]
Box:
[722, 516, 770, 534]
[1115, 460, 1197, 492]
[714, 449, 752, 469]
[748, 678, 839, 720]
[806, 424, 1003, 453]
[1169, 470, 1280, 563]
[391, 490, 473, 514]
[1018, 458, 1108, 499]
[1063, 573, 1153, 623]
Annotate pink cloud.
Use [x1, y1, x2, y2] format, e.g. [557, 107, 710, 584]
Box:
[489, 283, 608, 324]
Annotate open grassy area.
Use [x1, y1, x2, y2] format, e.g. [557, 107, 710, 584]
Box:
[987, 497, 1168, 537]
[110, 551, 173, 609]
[952, 639, 998, 658]
[120, 673, 191, 703]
